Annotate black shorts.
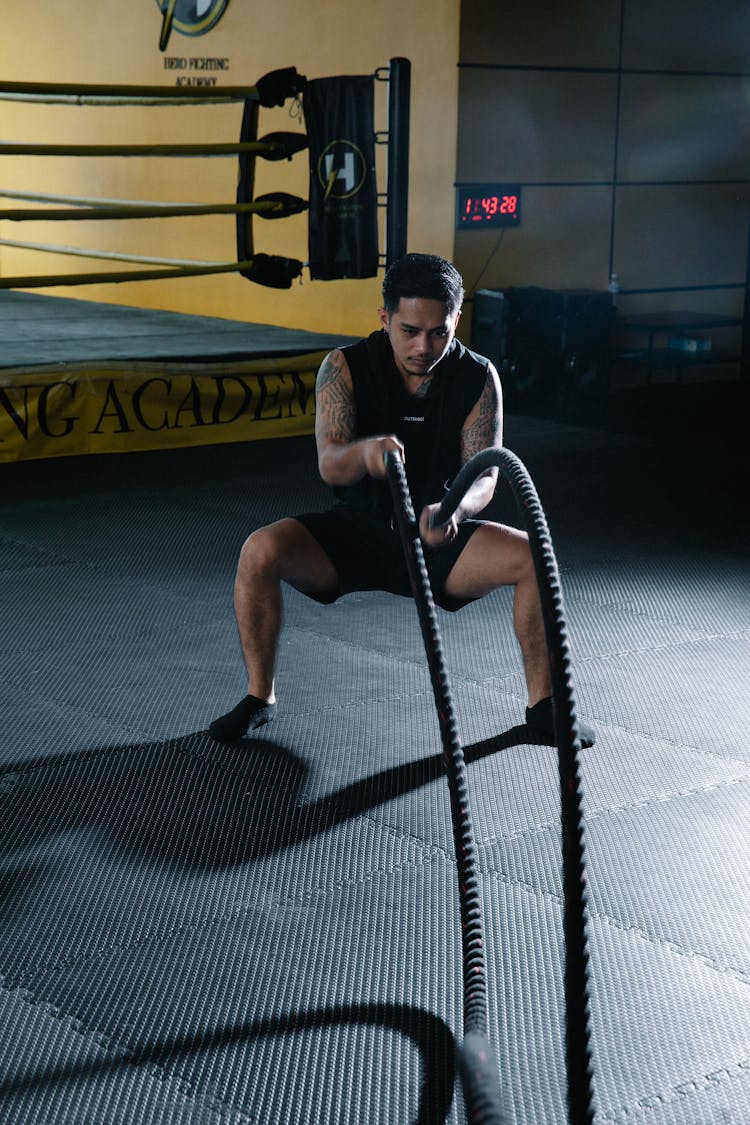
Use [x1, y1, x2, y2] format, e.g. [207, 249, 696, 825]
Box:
[294, 506, 484, 612]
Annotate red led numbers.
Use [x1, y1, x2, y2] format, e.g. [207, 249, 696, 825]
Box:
[456, 185, 521, 229]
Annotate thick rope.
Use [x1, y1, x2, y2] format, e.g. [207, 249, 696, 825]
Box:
[432, 447, 595, 1125]
[385, 451, 507, 1125]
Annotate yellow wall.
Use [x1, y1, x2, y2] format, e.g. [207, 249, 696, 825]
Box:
[0, 0, 460, 337]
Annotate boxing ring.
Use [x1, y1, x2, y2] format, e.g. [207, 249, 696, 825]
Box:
[0, 289, 359, 461]
[0, 63, 409, 462]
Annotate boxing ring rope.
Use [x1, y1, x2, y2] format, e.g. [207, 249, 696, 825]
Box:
[0, 68, 310, 290]
[385, 448, 595, 1125]
[0, 257, 259, 290]
[0, 139, 303, 158]
[0, 61, 411, 291]
[0, 239, 224, 266]
[0, 79, 261, 103]
[0, 198, 305, 222]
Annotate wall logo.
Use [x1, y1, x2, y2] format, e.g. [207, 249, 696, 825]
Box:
[156, 0, 232, 51]
[317, 140, 368, 201]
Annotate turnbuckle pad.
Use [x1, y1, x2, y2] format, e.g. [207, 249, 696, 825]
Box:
[255, 192, 309, 219]
[241, 252, 304, 288]
[259, 132, 309, 161]
[256, 66, 307, 108]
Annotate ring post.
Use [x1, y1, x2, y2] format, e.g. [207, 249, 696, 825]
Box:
[385, 57, 411, 269]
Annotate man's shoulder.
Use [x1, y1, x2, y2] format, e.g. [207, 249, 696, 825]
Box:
[341, 331, 388, 382]
[441, 340, 492, 397]
[450, 337, 492, 373]
[340, 330, 380, 356]
[320, 334, 372, 378]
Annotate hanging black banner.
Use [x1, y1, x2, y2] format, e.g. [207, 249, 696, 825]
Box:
[304, 75, 379, 280]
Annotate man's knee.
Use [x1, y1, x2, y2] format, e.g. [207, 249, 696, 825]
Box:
[441, 522, 535, 602]
[236, 517, 338, 595]
[493, 524, 534, 584]
[237, 520, 292, 583]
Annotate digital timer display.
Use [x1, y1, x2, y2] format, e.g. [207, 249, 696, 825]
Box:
[456, 185, 521, 229]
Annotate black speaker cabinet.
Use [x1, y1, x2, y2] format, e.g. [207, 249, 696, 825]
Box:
[505, 286, 614, 351]
[469, 288, 509, 367]
[471, 286, 614, 401]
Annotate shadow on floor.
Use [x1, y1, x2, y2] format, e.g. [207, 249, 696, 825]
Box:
[1, 725, 545, 879]
[0, 1001, 458, 1125]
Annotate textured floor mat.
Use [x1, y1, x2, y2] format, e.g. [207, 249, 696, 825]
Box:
[2, 416, 749, 1123]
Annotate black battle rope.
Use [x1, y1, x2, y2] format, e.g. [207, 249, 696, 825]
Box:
[430, 447, 595, 1125]
[385, 450, 506, 1125]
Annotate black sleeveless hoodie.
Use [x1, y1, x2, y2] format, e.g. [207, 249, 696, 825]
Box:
[333, 329, 489, 520]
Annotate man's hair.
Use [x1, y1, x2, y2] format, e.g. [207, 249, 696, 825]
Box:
[381, 253, 464, 316]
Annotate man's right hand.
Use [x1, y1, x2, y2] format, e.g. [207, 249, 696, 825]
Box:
[363, 435, 405, 479]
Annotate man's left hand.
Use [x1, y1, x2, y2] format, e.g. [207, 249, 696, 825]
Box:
[419, 503, 458, 549]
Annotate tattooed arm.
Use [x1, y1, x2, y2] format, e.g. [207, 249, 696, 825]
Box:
[461, 362, 503, 466]
[419, 363, 502, 545]
[454, 361, 502, 517]
[315, 349, 404, 485]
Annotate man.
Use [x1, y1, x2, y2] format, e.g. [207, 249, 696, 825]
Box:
[209, 253, 594, 747]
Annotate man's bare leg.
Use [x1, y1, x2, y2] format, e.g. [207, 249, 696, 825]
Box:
[510, 564, 551, 708]
[442, 523, 550, 701]
[442, 523, 594, 746]
[209, 518, 339, 741]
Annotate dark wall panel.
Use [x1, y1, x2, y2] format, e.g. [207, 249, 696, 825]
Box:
[460, 0, 621, 68]
[617, 75, 750, 183]
[613, 183, 749, 288]
[622, 0, 750, 71]
[456, 0, 749, 334]
[457, 70, 617, 184]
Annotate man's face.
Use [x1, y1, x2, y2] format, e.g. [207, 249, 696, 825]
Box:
[378, 297, 461, 383]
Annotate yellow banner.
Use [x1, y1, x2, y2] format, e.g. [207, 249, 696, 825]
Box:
[0, 352, 323, 462]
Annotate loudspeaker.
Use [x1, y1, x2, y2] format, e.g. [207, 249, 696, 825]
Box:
[472, 286, 614, 402]
[469, 288, 509, 367]
[505, 287, 614, 351]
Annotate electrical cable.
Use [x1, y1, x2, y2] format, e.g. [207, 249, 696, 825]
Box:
[467, 229, 505, 297]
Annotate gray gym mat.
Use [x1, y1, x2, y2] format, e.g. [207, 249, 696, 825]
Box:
[1, 402, 748, 1123]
